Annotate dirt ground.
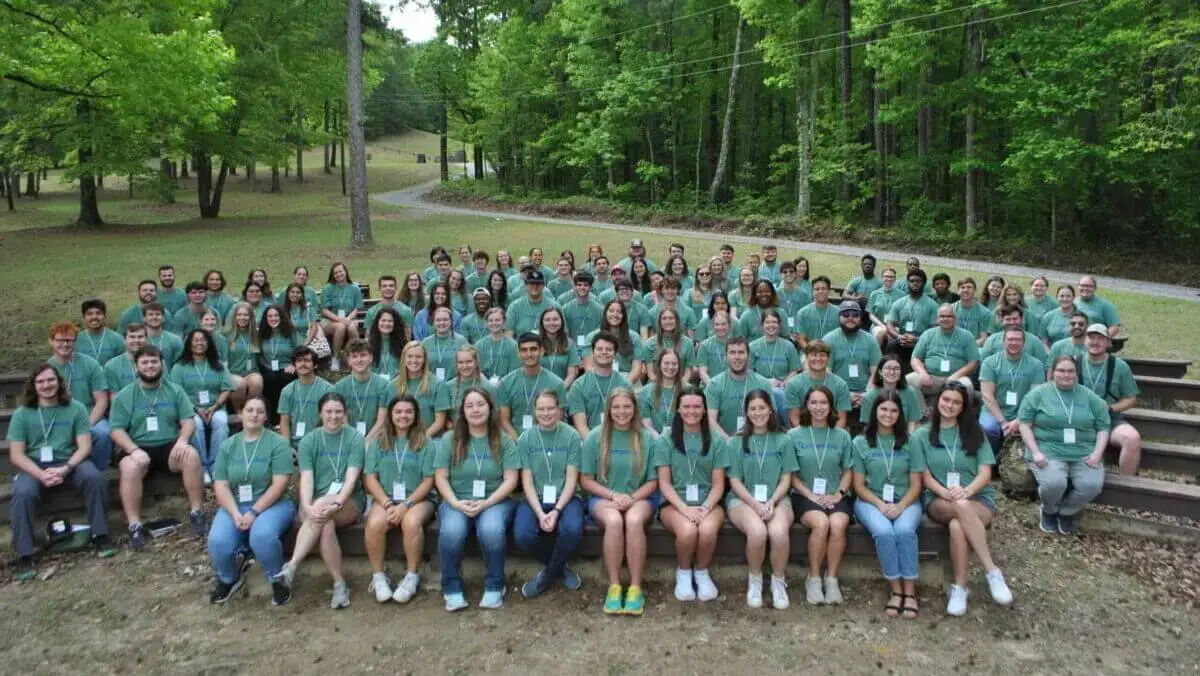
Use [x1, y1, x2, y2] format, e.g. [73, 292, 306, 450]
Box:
[1, 495, 1198, 676]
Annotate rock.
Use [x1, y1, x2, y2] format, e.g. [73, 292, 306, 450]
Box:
[38, 565, 57, 581]
[999, 441, 1037, 498]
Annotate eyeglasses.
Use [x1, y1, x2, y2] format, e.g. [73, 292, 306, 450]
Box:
[697, 271, 711, 277]
[839, 311, 860, 317]
[881, 366, 902, 373]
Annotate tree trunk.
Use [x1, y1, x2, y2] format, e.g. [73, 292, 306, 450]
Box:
[872, 79, 887, 227]
[796, 54, 818, 220]
[439, 99, 450, 182]
[330, 109, 338, 168]
[706, 13, 720, 184]
[270, 163, 282, 193]
[3, 173, 13, 211]
[180, 158, 189, 178]
[76, 129, 103, 227]
[473, 145, 484, 179]
[26, 172, 37, 197]
[194, 151, 230, 218]
[918, 63, 933, 199]
[964, 14, 983, 236]
[709, 17, 744, 204]
[347, 0, 374, 247]
[839, 0, 853, 203]
[340, 131, 347, 196]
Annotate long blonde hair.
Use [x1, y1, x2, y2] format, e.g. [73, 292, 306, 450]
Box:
[452, 345, 482, 409]
[394, 342, 433, 397]
[652, 350, 683, 419]
[223, 302, 259, 353]
[598, 388, 644, 483]
[451, 387, 502, 465]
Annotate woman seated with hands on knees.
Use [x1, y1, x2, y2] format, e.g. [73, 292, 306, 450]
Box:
[912, 382, 1012, 617]
[852, 390, 924, 619]
[362, 395, 437, 604]
[433, 388, 521, 612]
[276, 392, 365, 610]
[654, 387, 729, 604]
[207, 397, 295, 606]
[726, 389, 797, 610]
[580, 388, 659, 617]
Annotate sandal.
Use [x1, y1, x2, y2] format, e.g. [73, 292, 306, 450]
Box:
[901, 594, 919, 619]
[885, 592, 903, 617]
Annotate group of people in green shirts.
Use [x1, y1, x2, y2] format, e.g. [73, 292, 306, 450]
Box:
[7, 240, 1141, 620]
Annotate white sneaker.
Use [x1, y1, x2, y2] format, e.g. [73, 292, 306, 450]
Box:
[770, 576, 790, 610]
[694, 569, 719, 602]
[946, 584, 969, 616]
[370, 573, 393, 603]
[746, 574, 764, 608]
[331, 357, 342, 371]
[392, 572, 420, 603]
[805, 576, 825, 605]
[330, 580, 351, 610]
[203, 471, 213, 486]
[986, 569, 1013, 606]
[823, 576, 843, 605]
[674, 568, 696, 601]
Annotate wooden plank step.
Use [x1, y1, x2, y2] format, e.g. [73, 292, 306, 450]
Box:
[1135, 375, 1200, 403]
[1125, 357, 1191, 379]
[1095, 472, 1200, 520]
[1103, 439, 1200, 475]
[1124, 408, 1200, 444]
[0, 470, 183, 523]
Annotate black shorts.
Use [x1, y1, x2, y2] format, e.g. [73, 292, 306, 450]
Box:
[792, 494, 853, 517]
[118, 443, 175, 473]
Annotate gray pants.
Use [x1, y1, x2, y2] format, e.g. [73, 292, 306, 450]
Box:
[11, 463, 109, 557]
[1029, 459, 1105, 517]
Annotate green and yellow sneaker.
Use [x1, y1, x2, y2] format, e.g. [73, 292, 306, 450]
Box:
[603, 584, 624, 615]
[623, 584, 645, 616]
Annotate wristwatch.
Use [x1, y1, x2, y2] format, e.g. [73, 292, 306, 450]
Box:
[403, 499, 414, 508]
[249, 507, 261, 517]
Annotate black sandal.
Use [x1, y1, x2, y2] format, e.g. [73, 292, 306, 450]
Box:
[901, 594, 919, 619]
[885, 592, 903, 617]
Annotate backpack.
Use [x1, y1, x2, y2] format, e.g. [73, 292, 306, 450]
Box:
[1075, 355, 1116, 403]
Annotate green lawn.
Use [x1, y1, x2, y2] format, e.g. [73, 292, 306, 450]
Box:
[0, 130, 1194, 374]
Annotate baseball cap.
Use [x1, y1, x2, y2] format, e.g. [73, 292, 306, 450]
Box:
[629, 238, 644, 248]
[838, 300, 861, 314]
[525, 270, 545, 284]
[472, 288, 491, 299]
[1085, 323, 1109, 337]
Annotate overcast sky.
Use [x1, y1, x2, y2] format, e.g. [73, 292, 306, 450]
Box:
[384, 2, 439, 43]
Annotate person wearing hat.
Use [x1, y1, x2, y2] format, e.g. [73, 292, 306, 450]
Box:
[615, 239, 658, 276]
[506, 269, 559, 336]
[1076, 324, 1141, 475]
[906, 304, 980, 402]
[459, 288, 496, 344]
[822, 300, 883, 407]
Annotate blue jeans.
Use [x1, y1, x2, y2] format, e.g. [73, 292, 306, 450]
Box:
[438, 500, 516, 595]
[979, 409, 1004, 456]
[513, 498, 584, 583]
[192, 410, 229, 472]
[207, 500, 296, 583]
[90, 418, 112, 470]
[853, 500, 923, 581]
[771, 387, 789, 426]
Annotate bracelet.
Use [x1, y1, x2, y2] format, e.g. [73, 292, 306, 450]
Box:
[249, 508, 261, 517]
[403, 499, 413, 508]
[381, 499, 393, 509]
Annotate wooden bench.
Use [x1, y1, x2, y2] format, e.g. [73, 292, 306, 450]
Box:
[1106, 439, 1200, 475]
[1135, 375, 1200, 403]
[0, 469, 183, 523]
[1095, 472, 1200, 519]
[1123, 408, 1200, 444]
[1125, 357, 1192, 379]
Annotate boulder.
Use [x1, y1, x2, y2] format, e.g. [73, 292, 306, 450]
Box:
[998, 439, 1037, 499]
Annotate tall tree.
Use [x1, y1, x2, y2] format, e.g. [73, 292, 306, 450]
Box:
[347, 0, 373, 247]
[709, 15, 744, 203]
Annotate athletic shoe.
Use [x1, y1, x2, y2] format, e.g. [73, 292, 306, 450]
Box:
[521, 570, 548, 599]
[674, 568, 696, 601]
[823, 576, 843, 605]
[392, 572, 420, 603]
[444, 592, 468, 612]
[188, 510, 207, 539]
[1057, 513, 1078, 535]
[370, 573, 393, 603]
[623, 585, 645, 616]
[330, 580, 351, 609]
[561, 565, 582, 591]
[210, 576, 244, 604]
[331, 358, 342, 372]
[746, 574, 764, 608]
[15, 556, 36, 582]
[694, 569, 718, 602]
[987, 569, 1013, 605]
[271, 581, 292, 606]
[604, 584, 624, 615]
[479, 589, 504, 609]
[1039, 510, 1059, 534]
[770, 576, 789, 610]
[204, 471, 213, 487]
[129, 523, 147, 552]
[946, 584, 969, 617]
[92, 534, 118, 558]
[805, 576, 826, 605]
[273, 562, 296, 589]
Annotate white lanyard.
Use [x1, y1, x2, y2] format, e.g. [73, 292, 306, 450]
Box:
[192, 362, 209, 388]
[241, 433, 264, 477]
[392, 439, 410, 478]
[809, 426, 832, 474]
[591, 372, 615, 405]
[139, 386, 162, 418]
[813, 305, 832, 336]
[1053, 388, 1076, 427]
[470, 444, 489, 479]
[322, 429, 347, 478]
[1083, 359, 1107, 393]
[83, 331, 103, 359]
[350, 376, 371, 420]
[37, 408, 58, 448]
[683, 432, 703, 481]
[879, 437, 897, 479]
[941, 429, 959, 472]
[521, 371, 543, 411]
[752, 433, 773, 473]
[536, 427, 561, 481]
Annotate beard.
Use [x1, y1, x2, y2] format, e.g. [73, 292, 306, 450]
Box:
[139, 369, 163, 385]
[841, 322, 859, 335]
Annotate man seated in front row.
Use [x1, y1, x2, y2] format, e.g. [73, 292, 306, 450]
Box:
[109, 345, 207, 551]
[1077, 325, 1141, 475]
[906, 303, 979, 403]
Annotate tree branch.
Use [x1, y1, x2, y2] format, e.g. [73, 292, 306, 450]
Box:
[2, 73, 111, 98]
[0, 1, 109, 61]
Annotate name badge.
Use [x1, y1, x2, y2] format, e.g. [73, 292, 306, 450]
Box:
[939, 358, 951, 373]
[904, 321, 914, 332]
[599, 413, 605, 424]
[847, 364, 859, 378]
[542, 484, 557, 505]
[753, 484, 769, 503]
[1063, 428, 1076, 444]
[353, 422, 365, 436]
[238, 484, 254, 503]
[198, 390, 211, 405]
[146, 415, 159, 432]
[786, 316, 795, 328]
[736, 415, 746, 431]
[39, 446, 54, 463]
[576, 335, 586, 347]
[294, 422, 306, 438]
[338, 309, 347, 319]
[472, 479, 487, 498]
[271, 359, 280, 371]
[327, 481, 344, 496]
[392, 482, 406, 502]
[1005, 391, 1018, 406]
[522, 415, 533, 430]
[730, 309, 738, 321]
[685, 484, 700, 503]
[435, 367, 446, 380]
[946, 472, 961, 489]
[702, 309, 709, 319]
[489, 376, 500, 388]
[882, 483, 896, 503]
[812, 477, 828, 495]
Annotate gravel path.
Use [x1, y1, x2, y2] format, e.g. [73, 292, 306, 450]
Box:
[375, 180, 1200, 302]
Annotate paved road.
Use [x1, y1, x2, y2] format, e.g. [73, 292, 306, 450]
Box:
[375, 180, 1200, 302]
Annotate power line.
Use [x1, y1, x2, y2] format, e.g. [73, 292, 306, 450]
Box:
[576, 2, 736, 46]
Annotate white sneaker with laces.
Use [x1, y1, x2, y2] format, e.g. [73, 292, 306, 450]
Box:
[746, 574, 764, 608]
[694, 569, 718, 602]
[805, 576, 825, 605]
[370, 573, 392, 603]
[946, 584, 969, 616]
[986, 569, 1013, 606]
[674, 568, 696, 601]
[393, 571, 420, 603]
[770, 576, 789, 610]
[330, 580, 351, 610]
[823, 576, 843, 605]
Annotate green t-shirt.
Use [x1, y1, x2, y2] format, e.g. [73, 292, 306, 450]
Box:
[372, 339, 402, 378]
[846, 275, 883, 298]
[6, 401, 90, 463]
[110, 381, 195, 446]
[158, 287, 188, 316]
[580, 427, 658, 495]
[784, 371, 852, 412]
[365, 436, 436, 499]
[867, 286, 906, 320]
[821, 328, 883, 392]
[1077, 356, 1139, 407]
[641, 335, 696, 372]
[459, 313, 489, 344]
[980, 330, 1048, 367]
[790, 425, 854, 493]
[333, 373, 392, 432]
[212, 430, 293, 503]
[648, 302, 698, 335]
[77, 329, 125, 366]
[47, 354, 106, 409]
[298, 425, 366, 500]
[777, 285, 813, 320]
[582, 329, 644, 375]
[912, 327, 981, 374]
[909, 425, 995, 502]
[421, 333, 469, 381]
[851, 433, 925, 500]
[497, 367, 567, 429]
[540, 345, 581, 380]
[274, 286, 319, 309]
[566, 371, 632, 429]
[433, 432, 521, 499]
[794, 302, 840, 341]
[979, 353, 1046, 420]
[146, 331, 185, 372]
[953, 301, 992, 338]
[637, 384, 678, 432]
[506, 295, 559, 336]
[1039, 308, 1074, 344]
[287, 305, 318, 335]
[364, 301, 416, 337]
[475, 335, 520, 380]
[886, 295, 940, 335]
[1074, 296, 1120, 328]
[739, 306, 773, 340]
[748, 336, 801, 380]
[726, 431, 799, 506]
[858, 387, 924, 425]
[223, 332, 257, 376]
[562, 298, 605, 341]
[172, 306, 208, 335]
[260, 333, 302, 370]
[1048, 338, 1086, 364]
[696, 337, 729, 376]
[1026, 296, 1056, 333]
[651, 429, 730, 505]
[516, 422, 583, 500]
[166, 359, 234, 408]
[705, 371, 774, 435]
[546, 275, 575, 300]
[278, 376, 335, 442]
[205, 292, 236, 323]
[320, 283, 365, 316]
[391, 377, 453, 428]
[104, 354, 138, 394]
[1017, 384, 1110, 461]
